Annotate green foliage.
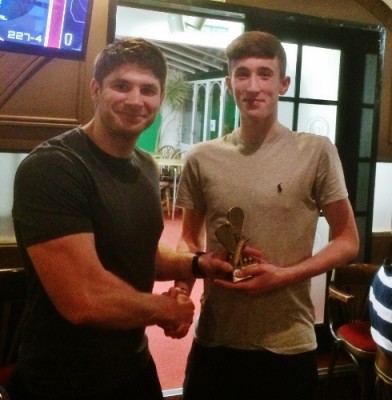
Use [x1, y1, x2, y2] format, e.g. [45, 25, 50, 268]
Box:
[164, 77, 191, 111]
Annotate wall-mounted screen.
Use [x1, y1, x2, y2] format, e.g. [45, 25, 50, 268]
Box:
[0, 0, 93, 60]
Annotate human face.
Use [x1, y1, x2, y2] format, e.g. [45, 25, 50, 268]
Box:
[226, 57, 290, 124]
[91, 64, 164, 141]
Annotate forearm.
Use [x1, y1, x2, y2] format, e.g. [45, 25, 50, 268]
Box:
[174, 208, 207, 292]
[287, 198, 359, 283]
[155, 242, 195, 281]
[77, 268, 190, 330]
[285, 233, 359, 283]
[28, 234, 193, 331]
[174, 235, 200, 293]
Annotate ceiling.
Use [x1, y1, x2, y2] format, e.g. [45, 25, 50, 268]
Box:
[116, 6, 239, 78]
[149, 39, 227, 76]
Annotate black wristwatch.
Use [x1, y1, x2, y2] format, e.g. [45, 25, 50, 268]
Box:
[191, 251, 206, 278]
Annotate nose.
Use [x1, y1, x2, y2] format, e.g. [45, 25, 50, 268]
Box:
[246, 74, 261, 93]
[125, 88, 143, 105]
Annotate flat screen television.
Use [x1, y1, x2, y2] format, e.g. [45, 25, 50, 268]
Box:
[0, 0, 94, 60]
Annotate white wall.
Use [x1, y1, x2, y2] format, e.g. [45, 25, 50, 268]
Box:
[373, 162, 392, 232]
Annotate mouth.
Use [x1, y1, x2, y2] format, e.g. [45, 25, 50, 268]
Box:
[243, 98, 263, 106]
[117, 111, 146, 121]
[244, 97, 263, 103]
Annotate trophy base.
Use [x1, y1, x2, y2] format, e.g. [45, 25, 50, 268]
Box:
[232, 264, 256, 282]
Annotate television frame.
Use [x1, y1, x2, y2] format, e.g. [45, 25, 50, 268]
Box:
[0, 0, 94, 60]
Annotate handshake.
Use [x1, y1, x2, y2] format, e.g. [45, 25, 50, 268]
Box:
[160, 287, 194, 339]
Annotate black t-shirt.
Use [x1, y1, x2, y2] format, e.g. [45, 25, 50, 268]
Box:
[12, 128, 164, 398]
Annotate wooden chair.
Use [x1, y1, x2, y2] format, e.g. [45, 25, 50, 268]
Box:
[158, 145, 178, 159]
[170, 150, 187, 219]
[325, 263, 379, 400]
[160, 180, 172, 218]
[0, 267, 27, 386]
[375, 345, 392, 400]
[158, 146, 182, 219]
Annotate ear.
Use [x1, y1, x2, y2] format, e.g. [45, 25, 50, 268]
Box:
[90, 79, 101, 105]
[225, 76, 233, 96]
[279, 76, 291, 96]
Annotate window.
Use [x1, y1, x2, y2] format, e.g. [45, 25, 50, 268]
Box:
[0, 153, 27, 243]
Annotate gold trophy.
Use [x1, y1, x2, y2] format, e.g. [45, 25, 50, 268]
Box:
[215, 207, 255, 282]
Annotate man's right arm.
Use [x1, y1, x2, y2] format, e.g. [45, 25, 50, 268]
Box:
[27, 232, 194, 333]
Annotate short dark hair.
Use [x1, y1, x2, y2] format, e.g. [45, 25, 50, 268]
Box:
[93, 38, 167, 88]
[225, 31, 287, 78]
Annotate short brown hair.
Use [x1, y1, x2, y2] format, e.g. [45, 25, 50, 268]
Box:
[226, 31, 287, 78]
[93, 38, 167, 88]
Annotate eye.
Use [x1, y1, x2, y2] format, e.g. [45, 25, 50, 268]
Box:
[258, 68, 273, 79]
[141, 85, 159, 96]
[113, 81, 129, 92]
[234, 69, 249, 79]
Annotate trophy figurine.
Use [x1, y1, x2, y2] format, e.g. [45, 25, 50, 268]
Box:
[215, 207, 255, 282]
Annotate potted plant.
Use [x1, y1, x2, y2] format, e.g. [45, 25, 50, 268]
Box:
[156, 75, 192, 151]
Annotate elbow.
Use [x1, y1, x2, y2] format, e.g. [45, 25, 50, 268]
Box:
[56, 295, 98, 326]
[344, 235, 360, 263]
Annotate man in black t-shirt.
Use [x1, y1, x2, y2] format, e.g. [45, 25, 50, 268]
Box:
[9, 38, 233, 400]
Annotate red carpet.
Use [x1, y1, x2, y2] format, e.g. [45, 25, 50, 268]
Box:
[147, 217, 203, 391]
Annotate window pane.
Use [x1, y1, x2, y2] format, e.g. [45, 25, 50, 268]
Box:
[363, 53, 377, 104]
[359, 108, 374, 158]
[195, 84, 206, 143]
[223, 90, 237, 135]
[300, 46, 341, 101]
[278, 101, 294, 130]
[355, 216, 367, 261]
[0, 153, 27, 243]
[297, 104, 337, 143]
[356, 162, 370, 212]
[282, 43, 298, 98]
[373, 162, 392, 232]
[209, 82, 222, 140]
[181, 97, 193, 145]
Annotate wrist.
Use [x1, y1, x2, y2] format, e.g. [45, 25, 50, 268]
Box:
[191, 252, 206, 278]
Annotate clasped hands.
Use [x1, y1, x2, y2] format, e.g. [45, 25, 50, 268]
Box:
[160, 246, 290, 338]
[159, 248, 235, 339]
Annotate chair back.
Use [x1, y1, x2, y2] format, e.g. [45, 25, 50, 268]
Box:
[328, 263, 380, 335]
[158, 145, 178, 159]
[0, 268, 27, 374]
[172, 150, 187, 160]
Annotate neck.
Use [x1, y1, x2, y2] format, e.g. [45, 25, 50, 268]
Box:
[238, 116, 279, 146]
[82, 119, 137, 159]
